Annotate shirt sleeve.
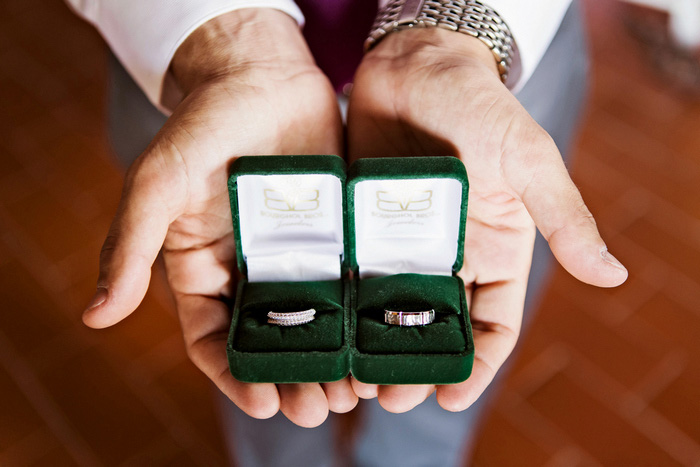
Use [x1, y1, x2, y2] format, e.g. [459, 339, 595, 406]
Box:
[65, 0, 304, 111]
[489, 0, 573, 92]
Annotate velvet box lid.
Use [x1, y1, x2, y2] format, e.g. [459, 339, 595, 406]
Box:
[228, 154, 348, 282]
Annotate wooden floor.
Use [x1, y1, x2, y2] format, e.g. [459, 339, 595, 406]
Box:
[0, 0, 698, 465]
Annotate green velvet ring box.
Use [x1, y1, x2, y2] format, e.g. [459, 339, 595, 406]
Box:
[347, 157, 474, 384]
[227, 155, 350, 383]
[226, 155, 474, 385]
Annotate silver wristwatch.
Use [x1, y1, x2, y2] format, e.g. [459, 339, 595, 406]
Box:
[365, 0, 521, 88]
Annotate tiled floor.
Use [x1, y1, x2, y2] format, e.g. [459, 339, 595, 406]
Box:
[472, 2, 700, 466]
[0, 0, 698, 466]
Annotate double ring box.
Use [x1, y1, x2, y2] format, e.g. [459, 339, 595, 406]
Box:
[226, 155, 474, 385]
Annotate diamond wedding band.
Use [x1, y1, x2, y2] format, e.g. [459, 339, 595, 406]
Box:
[267, 309, 316, 326]
[384, 309, 435, 326]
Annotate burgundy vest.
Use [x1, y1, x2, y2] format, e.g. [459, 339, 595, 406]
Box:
[295, 0, 378, 92]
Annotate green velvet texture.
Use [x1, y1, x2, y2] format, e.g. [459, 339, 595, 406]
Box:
[228, 155, 348, 277]
[355, 274, 466, 354]
[234, 280, 344, 352]
[346, 156, 469, 273]
[227, 280, 351, 383]
[350, 275, 474, 385]
[226, 155, 350, 383]
[350, 352, 473, 385]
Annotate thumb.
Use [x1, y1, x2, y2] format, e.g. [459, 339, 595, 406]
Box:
[511, 135, 628, 288]
[82, 156, 187, 328]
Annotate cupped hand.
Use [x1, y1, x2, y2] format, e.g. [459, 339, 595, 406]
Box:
[347, 29, 628, 412]
[82, 9, 357, 427]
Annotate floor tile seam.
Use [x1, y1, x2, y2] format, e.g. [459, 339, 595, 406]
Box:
[629, 186, 700, 243]
[614, 314, 688, 373]
[23, 321, 99, 375]
[549, 283, 634, 328]
[543, 444, 603, 467]
[0, 35, 99, 108]
[562, 345, 700, 465]
[1, 205, 221, 461]
[0, 170, 43, 206]
[568, 155, 650, 230]
[633, 407, 700, 466]
[507, 342, 571, 398]
[52, 238, 107, 285]
[554, 232, 700, 320]
[585, 109, 672, 161]
[116, 432, 190, 467]
[496, 389, 598, 463]
[567, 179, 642, 236]
[613, 233, 700, 315]
[562, 342, 662, 410]
[604, 186, 700, 253]
[592, 108, 700, 178]
[0, 46, 69, 99]
[574, 144, 699, 227]
[629, 350, 688, 405]
[0, 328, 101, 466]
[7, 141, 120, 237]
[0, 173, 122, 299]
[0, 426, 58, 466]
[591, 76, 688, 121]
[125, 333, 189, 383]
[117, 361, 225, 466]
[0, 208, 73, 297]
[660, 270, 700, 318]
[593, 61, 687, 118]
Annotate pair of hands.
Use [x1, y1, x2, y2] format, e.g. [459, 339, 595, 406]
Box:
[82, 8, 627, 428]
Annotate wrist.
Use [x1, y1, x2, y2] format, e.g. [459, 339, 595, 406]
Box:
[172, 8, 314, 95]
[369, 27, 500, 80]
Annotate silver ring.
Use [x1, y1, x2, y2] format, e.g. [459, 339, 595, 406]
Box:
[384, 309, 435, 326]
[267, 308, 316, 326]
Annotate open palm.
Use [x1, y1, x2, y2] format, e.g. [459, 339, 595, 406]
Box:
[347, 30, 628, 412]
[82, 10, 357, 428]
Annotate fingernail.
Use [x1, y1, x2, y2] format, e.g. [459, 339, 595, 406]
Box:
[601, 247, 627, 271]
[85, 287, 108, 311]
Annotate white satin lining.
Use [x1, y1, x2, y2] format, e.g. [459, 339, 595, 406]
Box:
[354, 178, 462, 278]
[237, 174, 344, 282]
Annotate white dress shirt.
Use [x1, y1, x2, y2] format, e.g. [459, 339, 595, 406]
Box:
[66, 0, 572, 110]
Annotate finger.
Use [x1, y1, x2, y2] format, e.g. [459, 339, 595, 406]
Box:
[377, 385, 435, 413]
[322, 378, 359, 413]
[437, 277, 523, 412]
[164, 235, 235, 297]
[351, 378, 379, 399]
[178, 293, 281, 419]
[505, 131, 628, 288]
[278, 383, 330, 428]
[82, 155, 187, 328]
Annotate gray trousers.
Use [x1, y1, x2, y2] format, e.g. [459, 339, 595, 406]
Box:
[108, 2, 588, 465]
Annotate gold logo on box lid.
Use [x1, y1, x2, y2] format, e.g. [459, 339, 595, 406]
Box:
[264, 188, 320, 212]
[376, 190, 432, 212]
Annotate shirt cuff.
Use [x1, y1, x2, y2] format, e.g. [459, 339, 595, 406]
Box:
[489, 0, 573, 92]
[66, 0, 304, 112]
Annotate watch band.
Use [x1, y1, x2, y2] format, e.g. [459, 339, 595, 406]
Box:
[365, 0, 522, 88]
